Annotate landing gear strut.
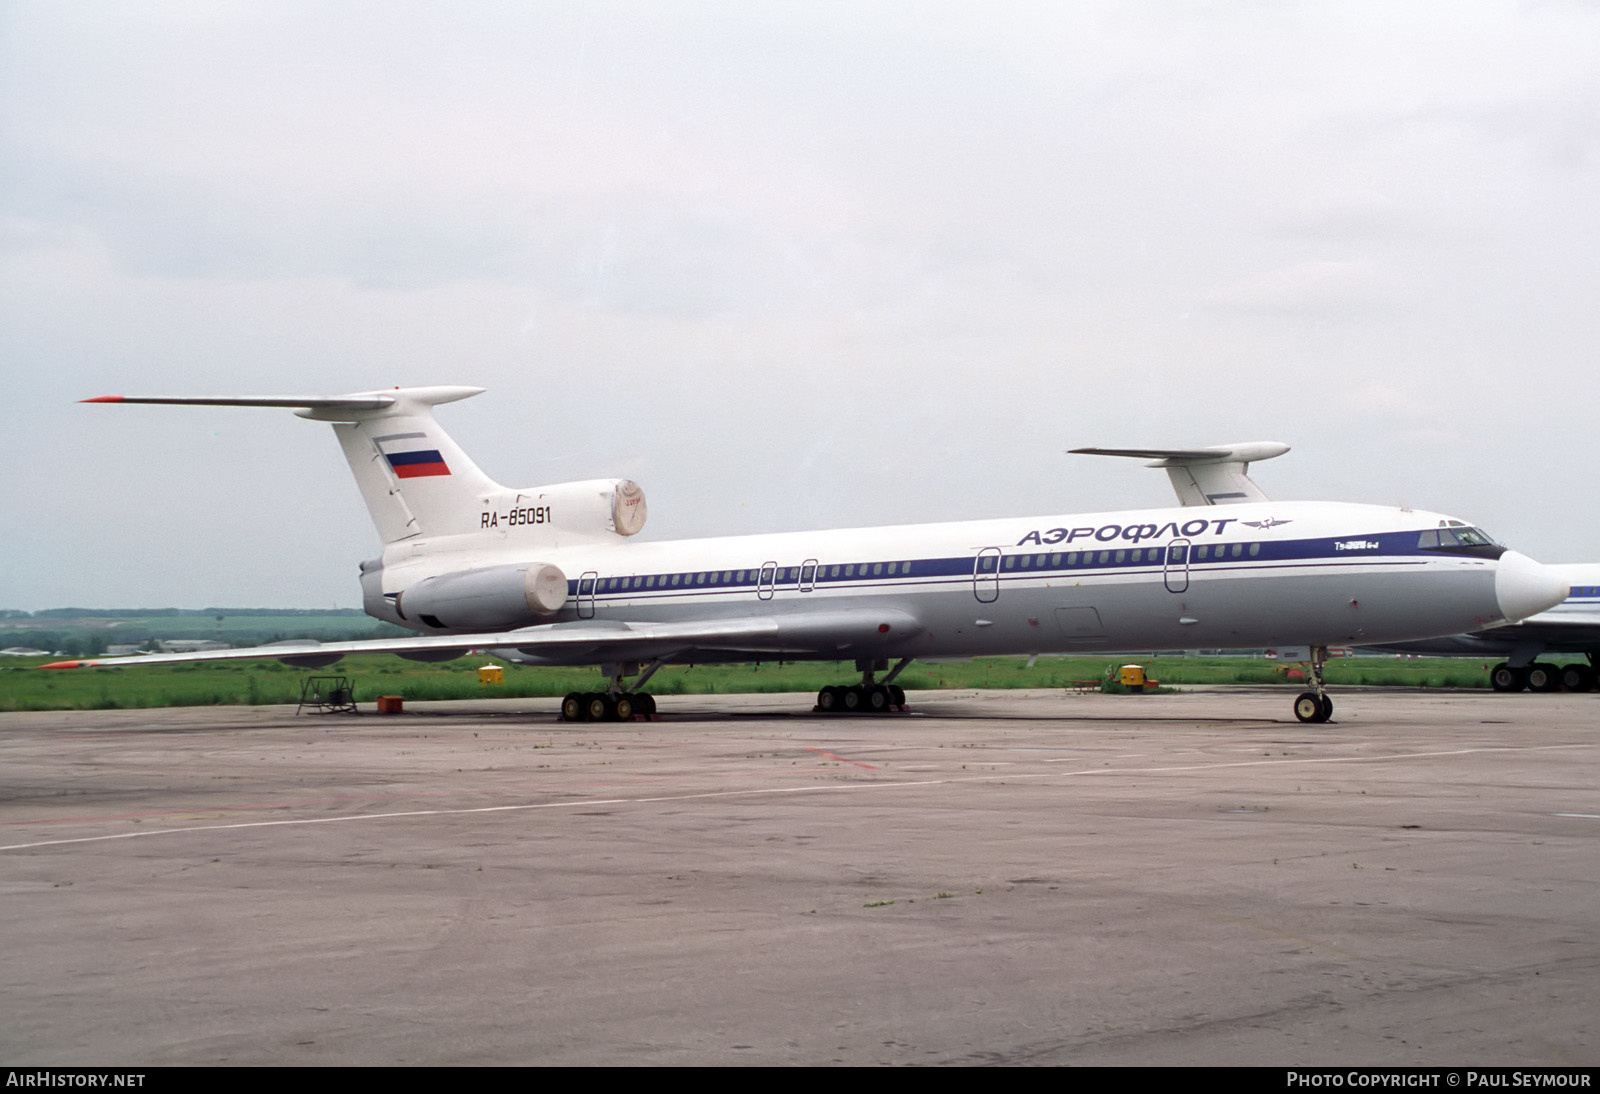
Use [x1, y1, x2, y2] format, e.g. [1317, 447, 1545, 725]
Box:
[1293, 647, 1335, 724]
[560, 660, 665, 723]
[815, 658, 912, 715]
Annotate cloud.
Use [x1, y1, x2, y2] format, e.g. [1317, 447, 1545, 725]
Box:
[1202, 259, 1406, 320]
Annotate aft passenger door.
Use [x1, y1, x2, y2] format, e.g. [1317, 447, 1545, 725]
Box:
[1163, 540, 1190, 594]
[577, 571, 598, 618]
[974, 548, 1001, 603]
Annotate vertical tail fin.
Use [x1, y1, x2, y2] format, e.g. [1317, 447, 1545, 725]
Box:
[300, 387, 501, 542]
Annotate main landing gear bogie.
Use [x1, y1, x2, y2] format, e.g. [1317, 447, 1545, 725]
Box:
[815, 658, 913, 715]
[560, 690, 658, 723]
[815, 683, 907, 715]
[560, 660, 667, 723]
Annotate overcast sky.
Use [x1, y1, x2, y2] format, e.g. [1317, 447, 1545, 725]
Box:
[3, 1, 1596, 611]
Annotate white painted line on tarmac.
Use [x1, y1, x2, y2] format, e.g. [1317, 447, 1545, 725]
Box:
[1, 742, 1589, 853]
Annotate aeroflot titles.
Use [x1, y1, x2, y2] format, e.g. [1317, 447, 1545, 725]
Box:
[1016, 517, 1250, 547]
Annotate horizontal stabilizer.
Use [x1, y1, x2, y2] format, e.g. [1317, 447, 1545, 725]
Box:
[84, 394, 396, 411]
[82, 386, 484, 422]
[1069, 442, 1289, 507]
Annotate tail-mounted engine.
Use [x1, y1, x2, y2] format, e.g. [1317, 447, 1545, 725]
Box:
[397, 562, 568, 631]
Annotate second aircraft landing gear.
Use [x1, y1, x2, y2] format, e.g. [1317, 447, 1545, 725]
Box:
[815, 658, 912, 715]
[1490, 656, 1597, 693]
[1293, 646, 1335, 724]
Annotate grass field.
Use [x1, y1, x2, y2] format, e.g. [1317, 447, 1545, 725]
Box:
[0, 653, 1523, 712]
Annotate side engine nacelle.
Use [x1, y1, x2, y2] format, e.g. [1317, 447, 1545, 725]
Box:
[397, 562, 568, 631]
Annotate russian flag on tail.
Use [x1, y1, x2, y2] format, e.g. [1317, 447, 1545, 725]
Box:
[385, 449, 451, 478]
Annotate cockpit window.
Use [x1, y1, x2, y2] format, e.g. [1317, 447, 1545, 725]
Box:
[1419, 526, 1502, 557]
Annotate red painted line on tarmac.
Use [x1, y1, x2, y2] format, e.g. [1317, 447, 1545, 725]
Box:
[805, 747, 878, 770]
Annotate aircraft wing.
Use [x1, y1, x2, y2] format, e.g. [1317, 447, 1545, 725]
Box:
[41, 609, 922, 671]
[1069, 442, 1289, 506]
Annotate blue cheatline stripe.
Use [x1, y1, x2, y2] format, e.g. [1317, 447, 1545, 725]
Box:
[560, 529, 1468, 601]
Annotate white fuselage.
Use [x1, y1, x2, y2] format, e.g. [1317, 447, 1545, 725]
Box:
[364, 499, 1520, 666]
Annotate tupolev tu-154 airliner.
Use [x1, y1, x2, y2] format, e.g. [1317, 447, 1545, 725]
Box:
[47, 385, 1567, 723]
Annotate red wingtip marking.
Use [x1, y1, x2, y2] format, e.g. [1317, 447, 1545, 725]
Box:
[81, 396, 125, 403]
[40, 660, 88, 669]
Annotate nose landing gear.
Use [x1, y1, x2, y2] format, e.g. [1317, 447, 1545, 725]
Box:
[1293, 647, 1334, 724]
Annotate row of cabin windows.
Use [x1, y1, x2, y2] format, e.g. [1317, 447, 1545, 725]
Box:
[595, 543, 1269, 594]
[995, 543, 1263, 570]
[598, 560, 914, 593]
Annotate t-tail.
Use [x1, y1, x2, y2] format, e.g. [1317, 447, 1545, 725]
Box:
[83, 387, 648, 549]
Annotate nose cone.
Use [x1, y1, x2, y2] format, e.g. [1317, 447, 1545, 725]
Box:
[1495, 550, 1569, 623]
